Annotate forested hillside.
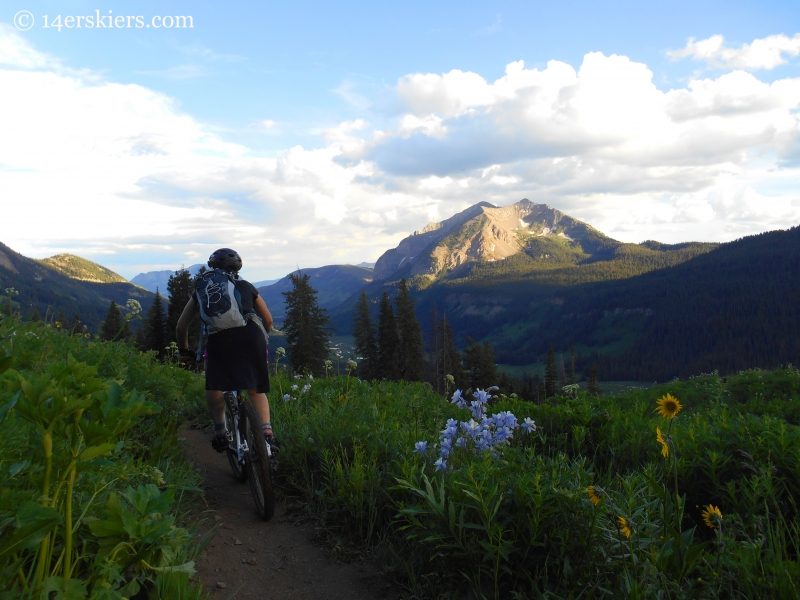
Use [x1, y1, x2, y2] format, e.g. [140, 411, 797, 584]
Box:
[0, 242, 153, 328]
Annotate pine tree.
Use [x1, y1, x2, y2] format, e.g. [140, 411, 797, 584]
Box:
[29, 307, 41, 322]
[352, 291, 379, 380]
[558, 353, 566, 389]
[567, 346, 576, 385]
[56, 309, 68, 330]
[463, 338, 498, 389]
[100, 301, 124, 341]
[377, 292, 400, 380]
[166, 268, 197, 347]
[282, 273, 331, 376]
[588, 364, 602, 396]
[439, 314, 465, 391]
[395, 279, 424, 382]
[145, 289, 168, 359]
[545, 344, 557, 398]
[135, 325, 146, 352]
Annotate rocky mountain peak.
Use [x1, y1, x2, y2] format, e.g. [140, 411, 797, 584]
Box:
[373, 199, 602, 282]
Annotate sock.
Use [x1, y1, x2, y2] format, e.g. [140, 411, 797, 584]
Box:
[213, 422, 227, 437]
[262, 422, 273, 437]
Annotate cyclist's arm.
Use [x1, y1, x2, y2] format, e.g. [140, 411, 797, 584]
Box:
[176, 296, 198, 348]
[254, 296, 273, 332]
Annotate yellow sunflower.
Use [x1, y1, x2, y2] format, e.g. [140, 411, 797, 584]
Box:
[656, 427, 669, 458]
[702, 505, 723, 529]
[655, 393, 682, 419]
[587, 486, 601, 505]
[617, 516, 632, 538]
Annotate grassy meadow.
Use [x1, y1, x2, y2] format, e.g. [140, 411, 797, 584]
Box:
[1, 308, 799, 598]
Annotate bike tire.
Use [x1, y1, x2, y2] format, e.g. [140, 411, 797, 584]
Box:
[223, 392, 247, 482]
[243, 402, 275, 521]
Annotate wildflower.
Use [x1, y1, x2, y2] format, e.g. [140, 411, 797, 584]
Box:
[307, 374, 314, 381]
[618, 516, 632, 538]
[440, 437, 453, 457]
[445, 374, 455, 384]
[413, 441, 428, 455]
[473, 389, 491, 404]
[276, 347, 286, 357]
[702, 505, 723, 529]
[84, 333, 90, 339]
[125, 299, 142, 316]
[293, 374, 302, 380]
[587, 486, 601, 505]
[283, 394, 292, 402]
[301, 384, 311, 394]
[434, 457, 447, 471]
[324, 360, 332, 368]
[150, 467, 165, 485]
[656, 427, 670, 458]
[55, 321, 62, 329]
[522, 417, 537, 433]
[655, 393, 682, 419]
[451, 389, 466, 408]
[346, 359, 357, 371]
[291, 384, 299, 391]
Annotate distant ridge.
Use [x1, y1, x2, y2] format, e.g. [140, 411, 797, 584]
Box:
[39, 254, 129, 284]
[131, 264, 205, 293]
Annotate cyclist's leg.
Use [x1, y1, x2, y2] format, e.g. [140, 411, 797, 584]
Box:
[206, 390, 227, 438]
[247, 390, 273, 439]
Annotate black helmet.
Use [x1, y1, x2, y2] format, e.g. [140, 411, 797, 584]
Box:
[208, 248, 242, 272]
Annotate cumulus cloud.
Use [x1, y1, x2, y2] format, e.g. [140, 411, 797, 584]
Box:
[668, 33, 800, 70]
[1, 25, 799, 281]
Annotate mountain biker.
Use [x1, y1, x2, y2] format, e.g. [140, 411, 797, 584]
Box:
[176, 248, 275, 451]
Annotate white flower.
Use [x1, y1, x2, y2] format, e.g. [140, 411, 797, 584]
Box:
[291, 384, 299, 391]
[522, 417, 537, 433]
[125, 299, 142, 315]
[283, 394, 292, 402]
[293, 374, 302, 380]
[307, 374, 314, 381]
[301, 384, 311, 394]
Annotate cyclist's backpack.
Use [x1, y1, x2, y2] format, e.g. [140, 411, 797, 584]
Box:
[195, 269, 247, 335]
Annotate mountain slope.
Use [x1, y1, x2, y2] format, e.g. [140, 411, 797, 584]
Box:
[131, 264, 205, 293]
[373, 199, 619, 283]
[258, 265, 373, 324]
[38, 254, 130, 284]
[0, 242, 153, 328]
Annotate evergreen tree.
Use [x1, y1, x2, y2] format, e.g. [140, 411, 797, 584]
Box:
[588, 364, 602, 396]
[558, 353, 566, 388]
[166, 268, 195, 345]
[438, 314, 466, 391]
[145, 289, 168, 359]
[377, 292, 400, 380]
[56, 309, 68, 329]
[463, 338, 498, 389]
[29, 306, 41, 322]
[282, 273, 331, 376]
[395, 279, 425, 381]
[567, 346, 576, 385]
[545, 344, 557, 398]
[352, 291, 379, 380]
[100, 301, 124, 342]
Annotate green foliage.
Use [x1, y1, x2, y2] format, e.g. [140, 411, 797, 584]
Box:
[0, 313, 206, 598]
[166, 269, 196, 349]
[395, 279, 424, 382]
[269, 365, 800, 599]
[463, 337, 498, 390]
[377, 292, 399, 380]
[352, 291, 379, 380]
[99, 301, 124, 342]
[282, 273, 332, 376]
[145, 290, 168, 360]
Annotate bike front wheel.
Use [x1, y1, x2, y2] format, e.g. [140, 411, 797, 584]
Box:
[223, 392, 247, 482]
[243, 402, 275, 521]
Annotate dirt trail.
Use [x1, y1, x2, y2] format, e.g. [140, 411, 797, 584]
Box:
[181, 425, 398, 600]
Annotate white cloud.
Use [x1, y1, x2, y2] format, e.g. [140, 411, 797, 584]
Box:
[1, 27, 799, 281]
[668, 33, 800, 70]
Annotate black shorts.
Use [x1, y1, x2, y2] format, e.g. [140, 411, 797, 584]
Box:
[205, 321, 270, 394]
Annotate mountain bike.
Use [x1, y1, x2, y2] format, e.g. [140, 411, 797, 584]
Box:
[221, 391, 276, 520]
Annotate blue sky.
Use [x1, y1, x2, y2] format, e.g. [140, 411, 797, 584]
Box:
[1, 1, 800, 280]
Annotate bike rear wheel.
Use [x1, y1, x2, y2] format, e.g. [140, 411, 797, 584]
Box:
[243, 402, 275, 521]
[223, 392, 247, 482]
